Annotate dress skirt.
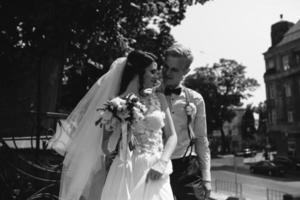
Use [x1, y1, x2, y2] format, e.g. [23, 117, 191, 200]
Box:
[101, 151, 174, 200]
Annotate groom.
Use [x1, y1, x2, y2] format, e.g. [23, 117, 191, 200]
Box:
[162, 43, 211, 200]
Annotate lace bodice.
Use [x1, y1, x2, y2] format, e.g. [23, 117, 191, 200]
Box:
[131, 93, 165, 155]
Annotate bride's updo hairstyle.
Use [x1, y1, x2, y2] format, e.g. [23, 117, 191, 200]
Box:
[118, 50, 157, 95]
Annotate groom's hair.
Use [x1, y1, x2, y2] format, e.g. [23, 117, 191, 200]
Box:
[165, 43, 194, 69]
[118, 50, 157, 95]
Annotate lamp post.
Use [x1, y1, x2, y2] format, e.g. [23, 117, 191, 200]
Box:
[36, 57, 42, 156]
[232, 144, 239, 198]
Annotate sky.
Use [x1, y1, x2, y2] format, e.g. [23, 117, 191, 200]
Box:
[171, 0, 300, 106]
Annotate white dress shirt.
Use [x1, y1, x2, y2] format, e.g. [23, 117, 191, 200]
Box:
[166, 86, 211, 181]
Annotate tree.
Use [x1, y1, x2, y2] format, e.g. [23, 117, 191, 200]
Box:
[255, 101, 270, 159]
[184, 58, 259, 153]
[256, 101, 268, 136]
[241, 104, 256, 144]
[0, 0, 212, 110]
[1, 0, 214, 136]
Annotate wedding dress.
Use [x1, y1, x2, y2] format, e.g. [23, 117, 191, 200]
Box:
[101, 92, 174, 200]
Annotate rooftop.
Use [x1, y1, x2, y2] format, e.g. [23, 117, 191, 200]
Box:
[277, 19, 300, 47]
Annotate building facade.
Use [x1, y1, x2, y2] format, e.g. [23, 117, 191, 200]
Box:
[264, 19, 300, 158]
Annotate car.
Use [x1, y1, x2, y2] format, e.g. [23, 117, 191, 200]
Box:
[273, 156, 294, 168]
[235, 148, 257, 158]
[249, 160, 286, 176]
[273, 156, 300, 170]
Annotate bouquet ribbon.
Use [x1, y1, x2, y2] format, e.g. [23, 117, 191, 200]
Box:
[120, 122, 130, 162]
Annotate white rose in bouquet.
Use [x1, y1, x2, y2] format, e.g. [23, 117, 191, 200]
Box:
[185, 103, 197, 119]
[110, 97, 127, 111]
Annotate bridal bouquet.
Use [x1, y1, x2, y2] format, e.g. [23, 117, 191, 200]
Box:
[95, 93, 147, 130]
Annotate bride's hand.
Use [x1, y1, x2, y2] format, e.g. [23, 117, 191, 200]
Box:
[146, 159, 168, 182]
[146, 169, 163, 182]
[152, 80, 165, 94]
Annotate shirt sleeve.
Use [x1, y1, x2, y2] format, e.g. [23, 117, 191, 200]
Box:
[193, 93, 211, 182]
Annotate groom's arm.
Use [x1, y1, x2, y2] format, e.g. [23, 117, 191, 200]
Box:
[193, 94, 211, 185]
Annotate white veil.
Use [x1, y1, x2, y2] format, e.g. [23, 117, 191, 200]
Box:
[48, 57, 127, 200]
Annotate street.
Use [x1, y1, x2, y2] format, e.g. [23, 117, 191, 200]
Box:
[211, 154, 300, 200]
[212, 170, 300, 200]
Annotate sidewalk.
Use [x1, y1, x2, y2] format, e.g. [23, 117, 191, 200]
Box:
[210, 191, 249, 200]
[210, 191, 231, 200]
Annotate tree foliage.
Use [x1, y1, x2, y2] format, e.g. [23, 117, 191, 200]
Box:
[255, 101, 267, 136]
[0, 0, 211, 110]
[184, 58, 259, 152]
[241, 104, 256, 140]
[1, 0, 210, 69]
[185, 58, 259, 131]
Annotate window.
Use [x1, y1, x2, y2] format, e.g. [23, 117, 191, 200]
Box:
[269, 84, 276, 99]
[287, 111, 294, 123]
[263, 162, 269, 167]
[288, 140, 296, 156]
[267, 59, 275, 70]
[268, 112, 272, 124]
[272, 110, 277, 124]
[295, 51, 300, 65]
[282, 55, 290, 71]
[284, 83, 292, 97]
[269, 109, 277, 124]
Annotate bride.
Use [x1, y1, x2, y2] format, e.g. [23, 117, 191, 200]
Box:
[48, 50, 177, 200]
[101, 51, 177, 200]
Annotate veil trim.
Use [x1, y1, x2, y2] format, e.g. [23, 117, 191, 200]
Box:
[49, 57, 127, 200]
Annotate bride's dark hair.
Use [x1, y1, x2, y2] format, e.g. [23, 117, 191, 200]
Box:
[118, 50, 157, 95]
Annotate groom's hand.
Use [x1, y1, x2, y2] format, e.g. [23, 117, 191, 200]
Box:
[146, 169, 163, 182]
[204, 181, 212, 199]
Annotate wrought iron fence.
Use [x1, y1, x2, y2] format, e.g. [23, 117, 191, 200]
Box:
[266, 188, 287, 200]
[0, 110, 67, 200]
[214, 179, 243, 197]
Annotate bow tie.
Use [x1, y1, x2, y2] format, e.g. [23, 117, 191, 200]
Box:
[164, 87, 182, 96]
